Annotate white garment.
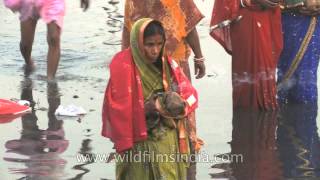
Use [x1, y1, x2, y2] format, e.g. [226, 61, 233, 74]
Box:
[55, 104, 86, 117]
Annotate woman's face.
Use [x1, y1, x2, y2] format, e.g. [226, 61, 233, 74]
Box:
[143, 34, 164, 63]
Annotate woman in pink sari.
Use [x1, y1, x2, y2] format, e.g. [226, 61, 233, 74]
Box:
[4, 0, 89, 80]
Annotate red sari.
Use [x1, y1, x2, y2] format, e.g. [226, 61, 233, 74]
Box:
[210, 1, 283, 110]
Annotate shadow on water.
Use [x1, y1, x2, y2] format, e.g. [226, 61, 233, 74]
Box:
[102, 0, 123, 45]
[3, 70, 69, 179]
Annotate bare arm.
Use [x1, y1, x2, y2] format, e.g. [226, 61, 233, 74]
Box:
[80, 0, 90, 11]
[186, 27, 206, 79]
[186, 27, 203, 59]
[299, 0, 320, 16]
[121, 26, 130, 50]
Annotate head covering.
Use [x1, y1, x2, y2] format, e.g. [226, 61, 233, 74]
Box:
[129, 18, 165, 100]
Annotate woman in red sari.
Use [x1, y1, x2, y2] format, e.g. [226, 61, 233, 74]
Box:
[102, 18, 198, 179]
[122, 0, 205, 152]
[210, 0, 283, 110]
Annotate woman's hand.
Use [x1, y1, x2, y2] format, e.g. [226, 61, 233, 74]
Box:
[81, 0, 90, 11]
[255, 0, 281, 8]
[194, 60, 206, 79]
[186, 28, 206, 79]
[154, 97, 165, 115]
[299, 0, 320, 16]
[154, 92, 187, 118]
[144, 95, 158, 114]
[299, 7, 320, 15]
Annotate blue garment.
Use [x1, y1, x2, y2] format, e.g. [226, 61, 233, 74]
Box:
[277, 13, 320, 104]
[277, 104, 320, 178]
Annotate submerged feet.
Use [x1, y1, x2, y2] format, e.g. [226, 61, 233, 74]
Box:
[23, 60, 57, 82]
[23, 59, 35, 77]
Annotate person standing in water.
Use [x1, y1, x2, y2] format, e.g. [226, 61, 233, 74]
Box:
[210, 0, 283, 110]
[121, 0, 206, 155]
[4, 0, 90, 80]
[102, 18, 198, 180]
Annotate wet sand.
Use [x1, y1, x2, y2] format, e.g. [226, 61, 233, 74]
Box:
[1, 1, 319, 180]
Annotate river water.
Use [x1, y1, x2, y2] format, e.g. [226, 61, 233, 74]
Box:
[0, 0, 319, 180]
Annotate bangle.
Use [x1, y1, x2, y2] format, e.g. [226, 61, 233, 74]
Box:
[265, 0, 279, 6]
[240, 0, 246, 8]
[194, 57, 205, 63]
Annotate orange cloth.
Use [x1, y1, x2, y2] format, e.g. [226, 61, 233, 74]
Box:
[123, 0, 203, 62]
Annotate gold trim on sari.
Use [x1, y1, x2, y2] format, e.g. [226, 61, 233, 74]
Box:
[278, 17, 317, 87]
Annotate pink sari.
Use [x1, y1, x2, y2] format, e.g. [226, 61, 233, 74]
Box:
[4, 0, 65, 29]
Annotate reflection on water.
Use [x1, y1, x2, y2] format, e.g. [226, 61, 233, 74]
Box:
[230, 110, 282, 180]
[4, 72, 69, 178]
[210, 109, 283, 180]
[103, 0, 123, 45]
[68, 139, 94, 180]
[277, 104, 320, 179]
[1, 0, 320, 179]
[210, 105, 320, 180]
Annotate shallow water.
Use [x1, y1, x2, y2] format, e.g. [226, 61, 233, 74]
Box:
[0, 0, 320, 180]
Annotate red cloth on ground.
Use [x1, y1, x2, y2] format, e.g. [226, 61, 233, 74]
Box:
[0, 99, 30, 115]
[0, 99, 30, 123]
